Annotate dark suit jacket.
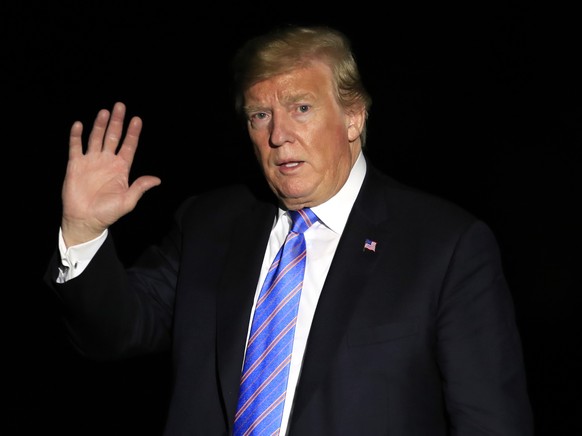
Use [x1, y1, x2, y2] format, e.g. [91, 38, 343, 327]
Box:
[45, 162, 534, 435]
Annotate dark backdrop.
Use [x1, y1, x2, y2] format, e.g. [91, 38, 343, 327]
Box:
[4, 2, 579, 435]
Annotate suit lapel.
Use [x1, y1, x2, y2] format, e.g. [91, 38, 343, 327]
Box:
[290, 167, 393, 423]
[213, 165, 399, 428]
[215, 200, 278, 428]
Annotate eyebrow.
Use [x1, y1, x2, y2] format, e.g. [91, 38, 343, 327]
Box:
[285, 92, 312, 103]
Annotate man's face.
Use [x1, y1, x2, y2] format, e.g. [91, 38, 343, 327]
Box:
[243, 61, 364, 210]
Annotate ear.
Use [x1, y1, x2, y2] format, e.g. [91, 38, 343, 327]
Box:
[346, 107, 366, 142]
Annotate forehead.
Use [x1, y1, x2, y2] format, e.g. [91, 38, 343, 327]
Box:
[244, 61, 335, 105]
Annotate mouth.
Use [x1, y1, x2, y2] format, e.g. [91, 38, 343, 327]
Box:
[279, 161, 302, 168]
[275, 160, 304, 173]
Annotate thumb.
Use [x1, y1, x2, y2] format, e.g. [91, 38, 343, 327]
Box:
[127, 175, 162, 204]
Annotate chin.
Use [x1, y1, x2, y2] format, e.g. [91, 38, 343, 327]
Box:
[278, 194, 316, 211]
[272, 179, 319, 206]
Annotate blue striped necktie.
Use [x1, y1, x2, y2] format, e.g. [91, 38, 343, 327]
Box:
[234, 208, 318, 436]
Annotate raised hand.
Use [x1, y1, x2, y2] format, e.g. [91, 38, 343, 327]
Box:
[61, 102, 161, 247]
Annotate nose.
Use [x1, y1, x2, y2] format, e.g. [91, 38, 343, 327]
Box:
[269, 112, 294, 147]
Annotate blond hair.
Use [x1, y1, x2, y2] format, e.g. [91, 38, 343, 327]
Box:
[232, 25, 372, 146]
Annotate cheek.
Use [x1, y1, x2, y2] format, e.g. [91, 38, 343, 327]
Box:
[249, 132, 269, 160]
[316, 125, 348, 159]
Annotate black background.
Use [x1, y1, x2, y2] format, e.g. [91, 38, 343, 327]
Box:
[4, 2, 579, 435]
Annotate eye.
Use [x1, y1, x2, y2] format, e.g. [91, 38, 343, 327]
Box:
[297, 105, 310, 113]
[247, 111, 271, 129]
[250, 112, 268, 121]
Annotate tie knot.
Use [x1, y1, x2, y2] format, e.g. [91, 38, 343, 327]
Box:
[289, 208, 318, 234]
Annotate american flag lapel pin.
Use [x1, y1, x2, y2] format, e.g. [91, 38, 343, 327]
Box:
[363, 239, 377, 252]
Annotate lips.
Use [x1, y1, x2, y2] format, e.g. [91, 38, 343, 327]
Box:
[275, 160, 304, 172]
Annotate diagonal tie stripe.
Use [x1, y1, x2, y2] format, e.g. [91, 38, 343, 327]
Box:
[234, 208, 318, 436]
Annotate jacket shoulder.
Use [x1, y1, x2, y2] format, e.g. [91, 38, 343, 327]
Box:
[173, 183, 276, 228]
[368, 166, 476, 219]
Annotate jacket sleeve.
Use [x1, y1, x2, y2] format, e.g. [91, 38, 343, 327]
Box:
[437, 220, 534, 435]
[43, 224, 180, 361]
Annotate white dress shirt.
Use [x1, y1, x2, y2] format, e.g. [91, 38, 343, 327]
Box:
[57, 152, 367, 435]
[250, 152, 366, 434]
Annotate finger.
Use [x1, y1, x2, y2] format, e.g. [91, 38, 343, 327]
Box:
[69, 120, 84, 159]
[102, 102, 128, 154]
[87, 108, 112, 153]
[117, 116, 143, 167]
[125, 175, 162, 208]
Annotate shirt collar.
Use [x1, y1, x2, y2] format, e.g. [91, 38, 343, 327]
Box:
[277, 151, 367, 235]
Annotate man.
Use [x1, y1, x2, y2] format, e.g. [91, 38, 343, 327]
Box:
[45, 25, 534, 435]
